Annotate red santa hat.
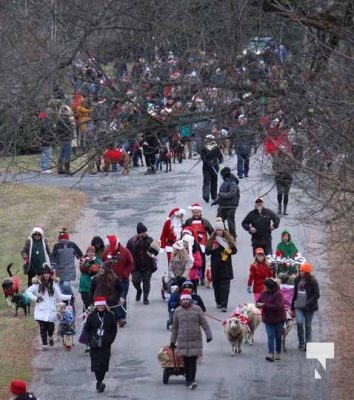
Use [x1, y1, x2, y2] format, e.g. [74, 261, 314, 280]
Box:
[94, 296, 107, 306]
[168, 207, 185, 218]
[180, 290, 192, 300]
[182, 228, 193, 237]
[188, 203, 202, 212]
[106, 235, 119, 252]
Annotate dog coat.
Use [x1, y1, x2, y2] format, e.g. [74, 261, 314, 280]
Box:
[104, 148, 124, 162]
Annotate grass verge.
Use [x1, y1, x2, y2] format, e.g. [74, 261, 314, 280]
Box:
[0, 183, 85, 398]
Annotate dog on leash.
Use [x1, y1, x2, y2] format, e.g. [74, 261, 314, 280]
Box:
[282, 309, 294, 352]
[223, 317, 247, 356]
[240, 303, 262, 345]
[11, 293, 31, 316]
[101, 147, 131, 175]
[2, 264, 20, 307]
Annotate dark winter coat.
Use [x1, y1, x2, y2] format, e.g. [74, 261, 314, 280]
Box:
[56, 116, 75, 142]
[205, 231, 237, 281]
[200, 144, 224, 167]
[170, 304, 212, 357]
[84, 309, 117, 373]
[291, 275, 320, 312]
[242, 208, 280, 246]
[126, 234, 157, 272]
[216, 174, 240, 208]
[258, 287, 286, 324]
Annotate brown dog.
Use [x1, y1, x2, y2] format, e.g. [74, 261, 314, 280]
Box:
[223, 317, 247, 356]
[101, 148, 131, 175]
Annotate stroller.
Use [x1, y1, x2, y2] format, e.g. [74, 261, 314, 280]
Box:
[158, 345, 185, 384]
[58, 304, 76, 350]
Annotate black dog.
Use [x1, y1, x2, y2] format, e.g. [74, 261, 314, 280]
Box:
[11, 293, 31, 316]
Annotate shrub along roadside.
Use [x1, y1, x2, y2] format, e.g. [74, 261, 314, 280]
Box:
[0, 183, 85, 398]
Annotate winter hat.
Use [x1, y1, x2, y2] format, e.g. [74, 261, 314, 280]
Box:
[264, 278, 278, 291]
[188, 203, 202, 212]
[94, 296, 107, 306]
[205, 134, 215, 140]
[182, 280, 194, 289]
[220, 167, 231, 178]
[31, 226, 44, 236]
[42, 263, 53, 275]
[255, 247, 265, 255]
[180, 290, 192, 300]
[106, 235, 119, 252]
[10, 380, 27, 395]
[300, 262, 312, 273]
[58, 227, 69, 240]
[168, 208, 185, 218]
[137, 222, 147, 234]
[173, 240, 184, 251]
[214, 217, 225, 230]
[86, 246, 96, 253]
[255, 197, 264, 204]
[182, 228, 193, 237]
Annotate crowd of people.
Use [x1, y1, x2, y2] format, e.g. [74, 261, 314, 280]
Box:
[13, 187, 321, 394]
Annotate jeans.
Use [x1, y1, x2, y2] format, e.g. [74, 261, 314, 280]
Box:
[59, 280, 73, 296]
[40, 146, 53, 171]
[265, 322, 284, 354]
[296, 308, 314, 345]
[236, 152, 250, 177]
[115, 279, 129, 321]
[58, 141, 72, 163]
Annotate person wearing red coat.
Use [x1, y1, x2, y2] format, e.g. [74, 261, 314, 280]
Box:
[247, 248, 273, 302]
[160, 207, 186, 262]
[102, 235, 133, 327]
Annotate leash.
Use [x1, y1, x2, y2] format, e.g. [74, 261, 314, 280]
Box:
[204, 312, 225, 324]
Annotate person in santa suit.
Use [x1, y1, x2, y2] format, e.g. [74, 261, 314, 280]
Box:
[160, 208, 186, 262]
[101, 235, 133, 327]
[184, 203, 214, 286]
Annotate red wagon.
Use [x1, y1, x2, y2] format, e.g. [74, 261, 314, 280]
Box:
[157, 345, 185, 384]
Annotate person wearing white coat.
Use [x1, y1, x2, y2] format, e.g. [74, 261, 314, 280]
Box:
[26, 264, 72, 351]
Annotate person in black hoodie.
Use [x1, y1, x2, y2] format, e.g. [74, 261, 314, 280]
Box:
[126, 223, 158, 305]
[200, 135, 224, 203]
[211, 167, 240, 238]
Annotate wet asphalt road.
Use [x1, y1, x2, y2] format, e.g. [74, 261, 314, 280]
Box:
[6, 156, 333, 400]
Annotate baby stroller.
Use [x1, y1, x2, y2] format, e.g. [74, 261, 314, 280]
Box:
[157, 344, 185, 384]
[58, 304, 76, 350]
[165, 275, 186, 330]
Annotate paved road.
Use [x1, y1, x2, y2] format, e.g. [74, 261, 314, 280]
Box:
[7, 156, 332, 399]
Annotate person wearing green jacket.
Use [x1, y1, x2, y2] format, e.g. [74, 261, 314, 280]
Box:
[79, 246, 102, 310]
[275, 230, 299, 276]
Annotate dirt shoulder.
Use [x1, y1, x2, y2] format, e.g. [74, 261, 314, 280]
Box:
[0, 183, 85, 399]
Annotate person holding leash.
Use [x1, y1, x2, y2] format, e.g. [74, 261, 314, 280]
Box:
[170, 290, 212, 389]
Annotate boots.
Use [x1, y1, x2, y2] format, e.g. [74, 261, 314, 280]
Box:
[265, 353, 274, 362]
[277, 204, 282, 214]
[64, 162, 71, 175]
[58, 160, 64, 174]
[283, 205, 288, 215]
[96, 381, 105, 393]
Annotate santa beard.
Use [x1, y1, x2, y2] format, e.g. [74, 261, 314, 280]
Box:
[171, 217, 183, 240]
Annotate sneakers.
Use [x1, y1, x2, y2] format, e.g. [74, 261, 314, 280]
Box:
[274, 352, 281, 360]
[49, 337, 54, 347]
[143, 299, 149, 305]
[216, 304, 222, 309]
[298, 344, 305, 350]
[265, 353, 274, 362]
[42, 345, 48, 351]
[189, 382, 198, 390]
[221, 307, 227, 312]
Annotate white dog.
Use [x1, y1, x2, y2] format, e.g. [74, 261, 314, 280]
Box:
[223, 317, 247, 356]
[240, 303, 262, 345]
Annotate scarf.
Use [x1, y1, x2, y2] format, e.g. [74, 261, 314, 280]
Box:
[215, 236, 232, 261]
